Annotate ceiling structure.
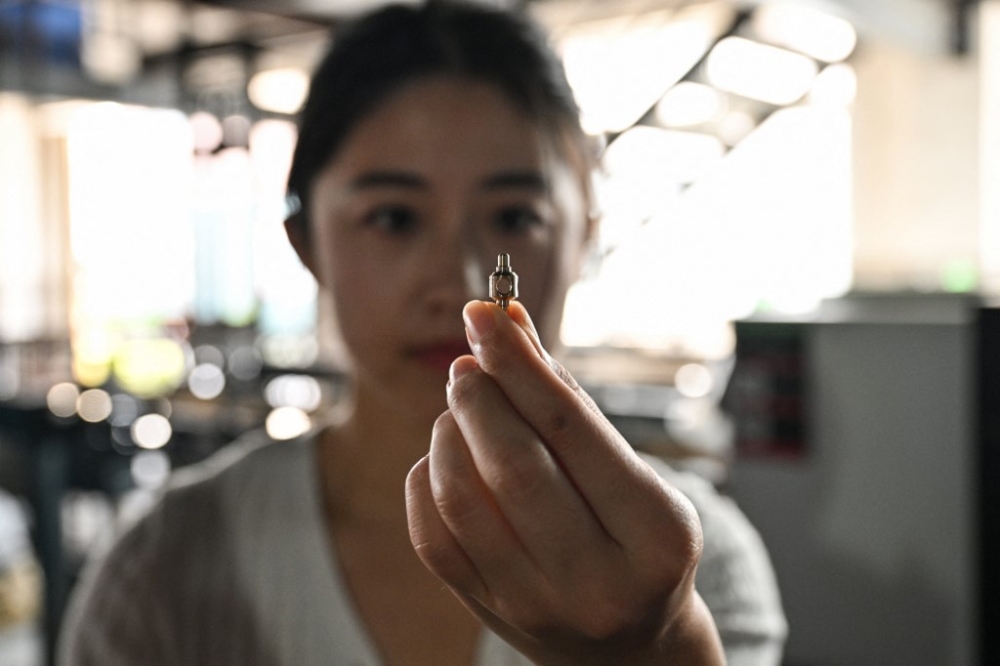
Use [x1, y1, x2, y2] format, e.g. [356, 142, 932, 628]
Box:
[201, 0, 969, 53]
[0, 0, 975, 109]
[86, 0, 962, 54]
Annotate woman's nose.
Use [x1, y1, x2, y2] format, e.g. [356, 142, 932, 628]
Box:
[421, 232, 486, 308]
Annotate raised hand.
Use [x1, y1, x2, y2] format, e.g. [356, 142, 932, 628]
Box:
[405, 300, 725, 665]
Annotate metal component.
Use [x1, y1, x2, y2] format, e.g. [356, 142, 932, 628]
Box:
[489, 253, 518, 310]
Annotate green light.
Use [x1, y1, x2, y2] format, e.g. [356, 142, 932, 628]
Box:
[941, 259, 978, 293]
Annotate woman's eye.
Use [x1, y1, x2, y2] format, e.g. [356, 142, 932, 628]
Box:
[494, 206, 543, 234]
[365, 205, 416, 234]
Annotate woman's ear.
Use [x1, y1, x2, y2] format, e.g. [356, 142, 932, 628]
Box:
[284, 214, 319, 278]
[585, 206, 601, 248]
[576, 201, 602, 281]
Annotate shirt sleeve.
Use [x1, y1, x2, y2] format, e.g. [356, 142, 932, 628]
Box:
[57, 435, 278, 666]
[57, 500, 180, 666]
[642, 455, 788, 666]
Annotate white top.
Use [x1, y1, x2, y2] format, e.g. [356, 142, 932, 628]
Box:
[58, 431, 786, 665]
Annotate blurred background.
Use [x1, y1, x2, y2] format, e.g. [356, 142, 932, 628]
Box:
[0, 0, 998, 664]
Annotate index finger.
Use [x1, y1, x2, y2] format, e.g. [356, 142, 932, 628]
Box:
[461, 300, 697, 550]
[463, 300, 597, 427]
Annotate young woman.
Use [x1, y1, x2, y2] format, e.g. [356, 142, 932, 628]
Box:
[60, 2, 785, 664]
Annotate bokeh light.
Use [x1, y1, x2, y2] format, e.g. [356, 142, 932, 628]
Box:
[113, 338, 188, 398]
[265, 406, 311, 440]
[131, 413, 172, 449]
[247, 67, 310, 115]
[188, 363, 226, 400]
[260, 334, 318, 369]
[228, 346, 263, 381]
[190, 111, 223, 154]
[109, 392, 139, 428]
[264, 374, 322, 411]
[674, 363, 714, 399]
[77, 388, 113, 423]
[131, 450, 172, 489]
[941, 259, 979, 293]
[71, 326, 115, 387]
[47, 382, 80, 418]
[81, 33, 142, 85]
[194, 344, 226, 368]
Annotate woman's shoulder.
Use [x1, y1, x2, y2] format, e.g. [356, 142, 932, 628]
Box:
[65, 431, 311, 600]
[84, 431, 308, 567]
[102, 432, 289, 541]
[168, 428, 312, 497]
[58, 431, 320, 663]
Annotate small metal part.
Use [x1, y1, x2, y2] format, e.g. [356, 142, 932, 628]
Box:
[489, 253, 518, 310]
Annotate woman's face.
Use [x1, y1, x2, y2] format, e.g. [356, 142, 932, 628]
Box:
[301, 76, 589, 416]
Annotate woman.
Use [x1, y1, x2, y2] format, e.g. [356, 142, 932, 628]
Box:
[59, 2, 785, 664]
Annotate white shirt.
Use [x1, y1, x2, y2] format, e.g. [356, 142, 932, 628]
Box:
[58, 431, 786, 665]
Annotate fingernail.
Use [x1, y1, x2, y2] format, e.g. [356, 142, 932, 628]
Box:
[463, 301, 495, 345]
[449, 355, 477, 385]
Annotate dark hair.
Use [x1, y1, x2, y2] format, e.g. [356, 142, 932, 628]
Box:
[286, 0, 593, 229]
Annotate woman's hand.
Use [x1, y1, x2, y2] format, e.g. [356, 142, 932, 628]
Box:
[405, 300, 725, 665]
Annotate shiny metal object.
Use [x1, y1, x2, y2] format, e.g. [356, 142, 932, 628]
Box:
[489, 253, 518, 310]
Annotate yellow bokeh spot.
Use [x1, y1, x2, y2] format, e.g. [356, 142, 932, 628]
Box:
[72, 358, 112, 388]
[72, 326, 117, 387]
[113, 338, 188, 398]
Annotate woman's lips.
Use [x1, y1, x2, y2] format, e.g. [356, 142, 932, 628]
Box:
[410, 341, 471, 371]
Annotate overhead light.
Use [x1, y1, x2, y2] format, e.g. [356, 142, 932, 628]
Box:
[655, 82, 726, 128]
[809, 63, 857, 107]
[558, 3, 735, 135]
[604, 126, 725, 187]
[597, 125, 725, 225]
[248, 67, 310, 115]
[717, 110, 757, 146]
[752, 2, 857, 63]
[707, 37, 818, 106]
